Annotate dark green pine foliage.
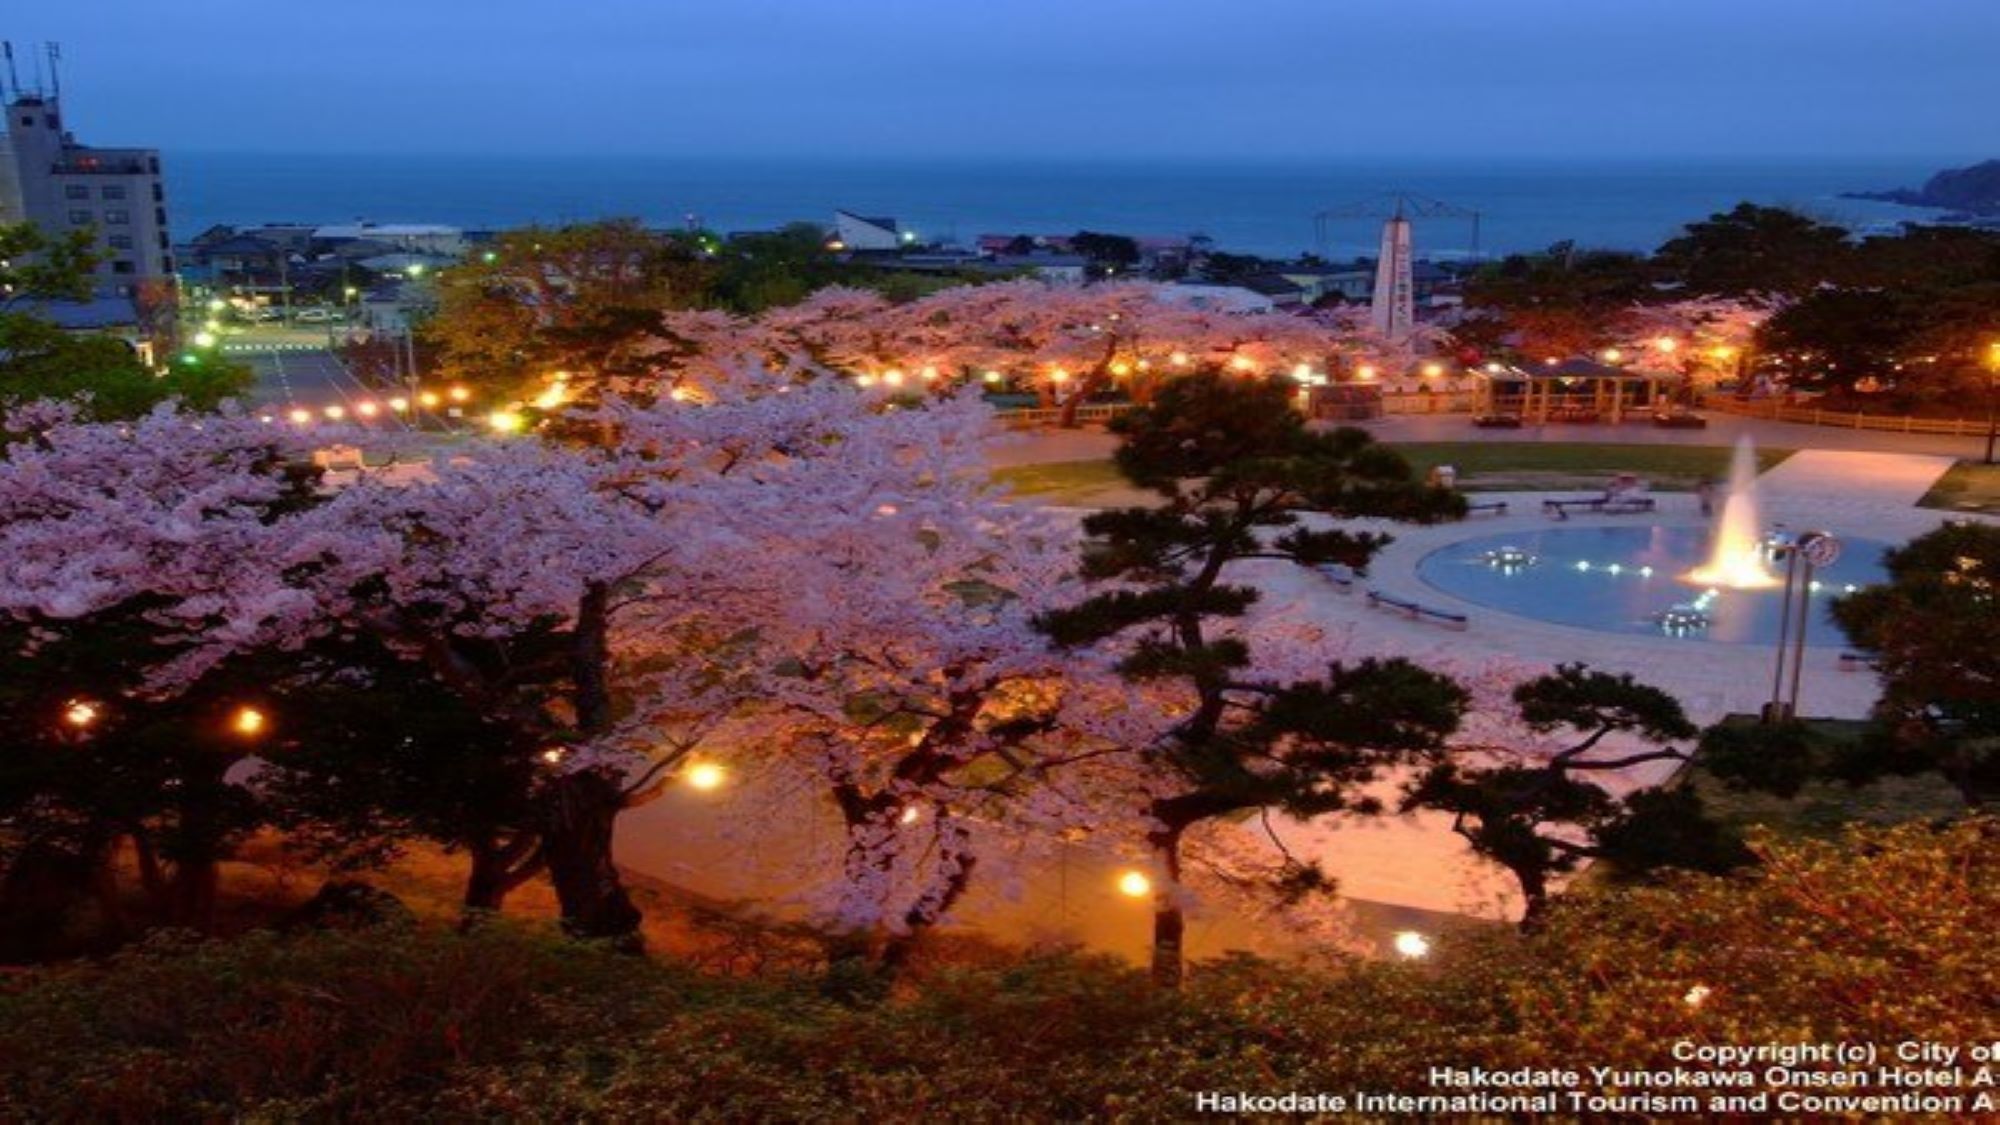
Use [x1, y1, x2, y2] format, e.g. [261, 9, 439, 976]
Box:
[1037, 373, 1468, 985]
[1830, 522, 2000, 808]
[1408, 664, 1750, 931]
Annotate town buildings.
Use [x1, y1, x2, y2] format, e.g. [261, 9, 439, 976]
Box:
[0, 77, 173, 298]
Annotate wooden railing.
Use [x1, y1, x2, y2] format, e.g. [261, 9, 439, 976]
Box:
[1702, 396, 1996, 438]
[991, 404, 1136, 428]
[994, 390, 1485, 427]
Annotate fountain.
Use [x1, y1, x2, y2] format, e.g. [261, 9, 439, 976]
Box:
[1686, 436, 1779, 590]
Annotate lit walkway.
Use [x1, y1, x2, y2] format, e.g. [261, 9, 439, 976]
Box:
[1753, 449, 1959, 509]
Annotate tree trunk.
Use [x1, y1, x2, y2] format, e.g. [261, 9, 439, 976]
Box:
[166, 857, 219, 930]
[1514, 866, 1551, 933]
[461, 832, 542, 924]
[877, 851, 978, 978]
[1149, 824, 1187, 989]
[541, 770, 642, 947]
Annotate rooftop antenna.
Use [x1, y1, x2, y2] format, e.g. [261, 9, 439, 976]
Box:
[46, 42, 60, 100]
[2, 42, 18, 100]
[30, 42, 43, 97]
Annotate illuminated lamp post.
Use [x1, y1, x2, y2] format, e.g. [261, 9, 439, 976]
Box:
[1762, 531, 1841, 723]
[1983, 341, 1999, 466]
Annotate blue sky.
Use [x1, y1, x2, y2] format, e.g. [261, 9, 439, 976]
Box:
[7, 0, 1996, 159]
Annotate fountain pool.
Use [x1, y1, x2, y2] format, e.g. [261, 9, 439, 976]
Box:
[1416, 526, 1889, 645]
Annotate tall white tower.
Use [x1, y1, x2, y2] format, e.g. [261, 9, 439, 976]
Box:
[1368, 211, 1414, 342]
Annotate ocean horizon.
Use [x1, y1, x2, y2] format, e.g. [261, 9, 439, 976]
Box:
[162, 152, 1962, 259]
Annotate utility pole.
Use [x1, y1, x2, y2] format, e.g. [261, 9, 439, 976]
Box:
[1984, 341, 1999, 466]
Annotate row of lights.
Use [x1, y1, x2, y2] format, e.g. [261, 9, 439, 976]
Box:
[1112, 867, 1435, 958]
[65, 699, 267, 738]
[265, 386, 477, 428]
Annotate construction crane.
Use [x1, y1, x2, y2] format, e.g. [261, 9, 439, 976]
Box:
[1311, 192, 1484, 261]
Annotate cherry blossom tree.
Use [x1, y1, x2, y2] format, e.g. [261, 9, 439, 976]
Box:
[610, 389, 1152, 972]
[630, 281, 1382, 427]
[1615, 296, 1776, 392]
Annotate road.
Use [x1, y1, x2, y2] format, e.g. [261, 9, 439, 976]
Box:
[216, 325, 475, 431]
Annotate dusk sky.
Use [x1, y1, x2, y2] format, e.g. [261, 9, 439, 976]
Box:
[7, 0, 1997, 160]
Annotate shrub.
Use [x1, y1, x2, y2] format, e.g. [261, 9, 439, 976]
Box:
[1, 821, 1993, 1121]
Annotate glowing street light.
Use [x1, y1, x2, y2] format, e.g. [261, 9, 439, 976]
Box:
[1654, 336, 1679, 354]
[419, 392, 442, 409]
[1392, 930, 1432, 959]
[230, 706, 268, 737]
[488, 409, 525, 434]
[1169, 351, 1190, 367]
[1600, 348, 1623, 363]
[288, 408, 313, 425]
[1116, 870, 1153, 898]
[447, 385, 471, 403]
[684, 761, 727, 791]
[356, 401, 380, 418]
[63, 700, 101, 728]
[192, 331, 217, 348]
[1355, 364, 1378, 381]
[387, 396, 410, 413]
[323, 405, 346, 421]
[1421, 361, 1445, 378]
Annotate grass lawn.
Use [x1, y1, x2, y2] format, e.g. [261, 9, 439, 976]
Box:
[1386, 442, 1794, 493]
[1917, 460, 2000, 515]
[990, 459, 1144, 506]
[992, 443, 1795, 505]
[1685, 716, 1964, 838]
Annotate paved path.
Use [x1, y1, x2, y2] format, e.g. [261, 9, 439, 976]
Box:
[990, 410, 1990, 470]
[1753, 449, 1959, 508]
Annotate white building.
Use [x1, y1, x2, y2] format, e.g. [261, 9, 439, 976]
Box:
[1, 85, 173, 297]
[832, 210, 903, 251]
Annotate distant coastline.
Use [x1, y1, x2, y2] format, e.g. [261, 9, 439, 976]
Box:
[162, 154, 1955, 259]
[1842, 158, 2000, 220]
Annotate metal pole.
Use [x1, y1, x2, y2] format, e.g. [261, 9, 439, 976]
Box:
[1786, 561, 1815, 716]
[1985, 367, 1997, 466]
[1767, 546, 1798, 722]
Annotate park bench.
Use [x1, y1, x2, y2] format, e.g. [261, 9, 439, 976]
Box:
[1543, 495, 1656, 521]
[1465, 499, 1509, 516]
[1366, 589, 1470, 630]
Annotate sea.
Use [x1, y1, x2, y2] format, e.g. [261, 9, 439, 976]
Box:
[162, 152, 1957, 259]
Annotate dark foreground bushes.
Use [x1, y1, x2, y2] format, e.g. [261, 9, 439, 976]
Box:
[1, 821, 1994, 1122]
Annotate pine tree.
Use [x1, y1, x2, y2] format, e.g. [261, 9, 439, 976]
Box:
[1037, 373, 1466, 985]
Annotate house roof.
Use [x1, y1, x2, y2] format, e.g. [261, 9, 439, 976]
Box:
[14, 295, 142, 331]
[1492, 357, 1664, 380]
[199, 235, 283, 257]
[835, 210, 899, 232]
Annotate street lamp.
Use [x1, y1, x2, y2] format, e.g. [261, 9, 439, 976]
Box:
[1984, 341, 1999, 466]
[1763, 531, 1841, 723]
